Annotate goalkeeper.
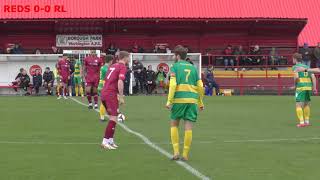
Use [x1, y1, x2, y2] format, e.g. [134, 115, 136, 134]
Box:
[98, 54, 114, 121]
[166, 45, 204, 161]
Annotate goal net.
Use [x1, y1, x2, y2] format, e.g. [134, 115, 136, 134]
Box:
[129, 53, 202, 94]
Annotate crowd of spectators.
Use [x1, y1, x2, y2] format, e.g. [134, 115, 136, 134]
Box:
[11, 67, 55, 96]
[130, 59, 168, 95]
[2, 42, 320, 68]
[6, 40, 320, 97]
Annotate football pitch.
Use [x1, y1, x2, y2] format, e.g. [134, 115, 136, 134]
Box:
[1, 96, 320, 180]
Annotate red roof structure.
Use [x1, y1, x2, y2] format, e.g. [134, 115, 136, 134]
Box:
[0, 0, 319, 45]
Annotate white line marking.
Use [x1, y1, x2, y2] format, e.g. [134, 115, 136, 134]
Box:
[70, 97, 211, 180]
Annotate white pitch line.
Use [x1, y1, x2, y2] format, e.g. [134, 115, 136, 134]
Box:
[70, 97, 211, 180]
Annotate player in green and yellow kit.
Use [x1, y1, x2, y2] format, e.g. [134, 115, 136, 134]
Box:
[292, 53, 317, 127]
[166, 45, 204, 161]
[73, 58, 84, 97]
[54, 63, 61, 96]
[98, 54, 114, 121]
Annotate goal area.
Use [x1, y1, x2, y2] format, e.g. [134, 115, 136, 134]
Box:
[129, 53, 202, 94]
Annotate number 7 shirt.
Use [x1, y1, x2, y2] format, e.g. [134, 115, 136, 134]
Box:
[101, 62, 127, 94]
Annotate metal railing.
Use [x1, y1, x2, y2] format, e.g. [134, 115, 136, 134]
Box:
[213, 73, 320, 96]
[202, 54, 292, 68]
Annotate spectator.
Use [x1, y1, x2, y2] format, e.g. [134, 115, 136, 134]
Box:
[166, 47, 171, 54]
[6, 47, 12, 54]
[32, 69, 42, 95]
[233, 45, 246, 67]
[185, 46, 191, 53]
[43, 67, 54, 95]
[142, 67, 147, 92]
[153, 45, 160, 53]
[313, 42, 320, 68]
[12, 43, 23, 54]
[107, 43, 117, 55]
[12, 68, 24, 91]
[52, 46, 62, 54]
[115, 48, 120, 57]
[269, 47, 280, 70]
[131, 42, 144, 53]
[34, 49, 41, 54]
[248, 45, 262, 70]
[132, 60, 144, 94]
[155, 66, 167, 94]
[156, 44, 167, 53]
[223, 45, 234, 70]
[299, 43, 312, 67]
[124, 66, 132, 96]
[186, 58, 194, 65]
[145, 65, 156, 95]
[205, 65, 220, 96]
[12, 69, 30, 95]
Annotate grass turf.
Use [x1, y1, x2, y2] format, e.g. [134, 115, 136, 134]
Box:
[0, 96, 320, 180]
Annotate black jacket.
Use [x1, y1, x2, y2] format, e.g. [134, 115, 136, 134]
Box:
[132, 61, 144, 78]
[16, 73, 30, 84]
[43, 71, 54, 82]
[299, 48, 312, 61]
[145, 70, 156, 82]
[125, 68, 132, 83]
[33, 74, 42, 86]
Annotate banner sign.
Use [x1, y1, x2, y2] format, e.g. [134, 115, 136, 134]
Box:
[56, 34, 102, 47]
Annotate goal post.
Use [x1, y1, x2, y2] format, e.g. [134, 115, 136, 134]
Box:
[129, 53, 202, 95]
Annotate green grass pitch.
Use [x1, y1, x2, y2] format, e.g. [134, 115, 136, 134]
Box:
[1, 96, 320, 180]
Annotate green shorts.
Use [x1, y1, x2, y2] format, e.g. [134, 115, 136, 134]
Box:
[56, 77, 60, 83]
[295, 90, 311, 102]
[73, 76, 82, 84]
[171, 103, 198, 122]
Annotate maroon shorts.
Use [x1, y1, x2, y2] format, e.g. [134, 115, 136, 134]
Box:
[101, 91, 119, 116]
[60, 75, 69, 84]
[85, 77, 99, 87]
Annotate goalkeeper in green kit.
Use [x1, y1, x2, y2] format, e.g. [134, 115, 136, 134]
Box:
[98, 54, 114, 121]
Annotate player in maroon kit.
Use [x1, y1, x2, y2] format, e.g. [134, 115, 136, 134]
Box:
[100, 51, 129, 150]
[84, 50, 103, 109]
[57, 55, 71, 99]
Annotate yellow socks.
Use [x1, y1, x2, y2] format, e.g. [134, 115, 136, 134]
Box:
[296, 107, 304, 124]
[99, 103, 106, 120]
[303, 105, 310, 124]
[80, 86, 84, 97]
[182, 130, 192, 159]
[57, 85, 60, 96]
[170, 127, 179, 156]
[170, 127, 193, 158]
[75, 86, 79, 96]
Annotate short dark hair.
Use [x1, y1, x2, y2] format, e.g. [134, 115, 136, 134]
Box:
[105, 54, 113, 63]
[119, 51, 129, 60]
[46, 67, 50, 70]
[174, 45, 187, 60]
[293, 53, 302, 62]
